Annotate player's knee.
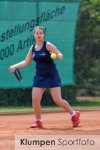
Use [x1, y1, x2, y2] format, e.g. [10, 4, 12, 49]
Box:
[53, 97, 62, 105]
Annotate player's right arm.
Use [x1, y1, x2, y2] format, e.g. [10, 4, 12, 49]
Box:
[9, 46, 33, 72]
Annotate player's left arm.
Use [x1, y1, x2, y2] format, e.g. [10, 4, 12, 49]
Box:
[46, 42, 63, 60]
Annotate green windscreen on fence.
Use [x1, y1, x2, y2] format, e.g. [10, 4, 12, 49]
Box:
[0, 0, 81, 89]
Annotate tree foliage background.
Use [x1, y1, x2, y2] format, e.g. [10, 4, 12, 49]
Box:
[75, 0, 100, 96]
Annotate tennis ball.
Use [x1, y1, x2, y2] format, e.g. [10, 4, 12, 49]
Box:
[51, 53, 57, 59]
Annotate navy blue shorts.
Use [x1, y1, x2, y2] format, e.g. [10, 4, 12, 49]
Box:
[32, 70, 61, 88]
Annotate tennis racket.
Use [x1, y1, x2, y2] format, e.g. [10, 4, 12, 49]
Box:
[13, 68, 23, 82]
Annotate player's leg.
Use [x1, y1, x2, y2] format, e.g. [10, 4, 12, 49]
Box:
[49, 87, 80, 127]
[31, 87, 46, 128]
[50, 87, 73, 114]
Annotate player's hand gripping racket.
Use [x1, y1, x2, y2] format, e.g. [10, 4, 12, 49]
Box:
[13, 68, 23, 82]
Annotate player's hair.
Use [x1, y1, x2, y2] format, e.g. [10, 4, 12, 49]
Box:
[33, 26, 45, 34]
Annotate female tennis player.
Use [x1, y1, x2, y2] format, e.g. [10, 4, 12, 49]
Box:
[9, 26, 80, 128]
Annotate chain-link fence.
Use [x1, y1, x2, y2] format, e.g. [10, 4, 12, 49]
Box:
[0, 83, 99, 109]
[0, 85, 76, 107]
